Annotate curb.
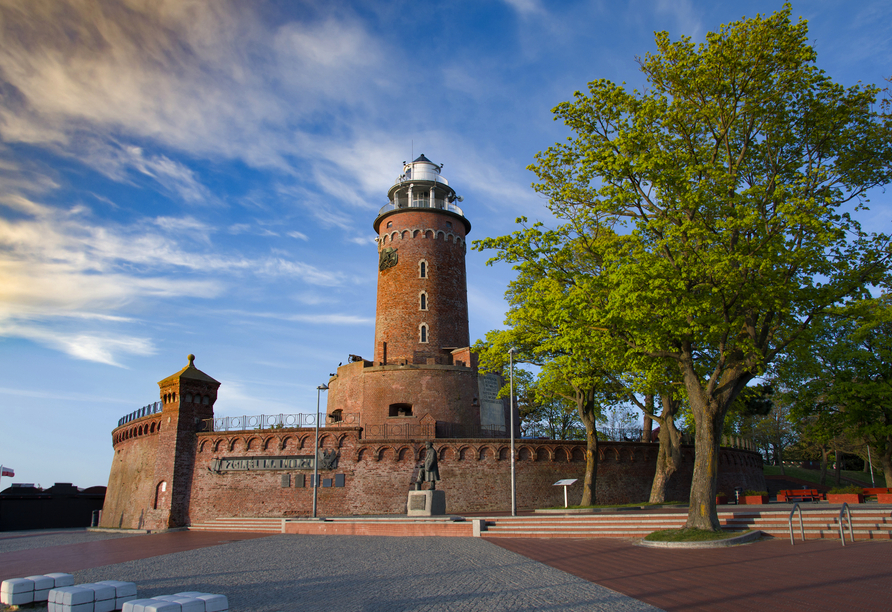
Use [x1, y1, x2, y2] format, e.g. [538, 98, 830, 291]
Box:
[638, 530, 763, 548]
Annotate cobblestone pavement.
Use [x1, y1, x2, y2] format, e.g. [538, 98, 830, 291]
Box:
[0, 532, 658, 611]
[0, 528, 140, 554]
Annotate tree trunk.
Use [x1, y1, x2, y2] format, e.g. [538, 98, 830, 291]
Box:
[642, 394, 654, 442]
[577, 392, 599, 506]
[686, 406, 724, 530]
[834, 446, 842, 485]
[649, 394, 681, 504]
[819, 447, 829, 485]
[880, 442, 892, 488]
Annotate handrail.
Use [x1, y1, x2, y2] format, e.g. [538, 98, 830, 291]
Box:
[838, 503, 854, 546]
[788, 503, 804, 545]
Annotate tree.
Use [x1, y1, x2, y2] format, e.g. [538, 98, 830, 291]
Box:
[782, 297, 892, 486]
[513, 369, 584, 440]
[473, 246, 624, 506]
[523, 5, 892, 529]
[475, 222, 689, 505]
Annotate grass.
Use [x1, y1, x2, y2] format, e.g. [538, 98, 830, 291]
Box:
[645, 528, 752, 542]
[763, 465, 884, 487]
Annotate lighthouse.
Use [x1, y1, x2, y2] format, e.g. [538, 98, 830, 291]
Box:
[373, 154, 471, 366]
[326, 155, 508, 437]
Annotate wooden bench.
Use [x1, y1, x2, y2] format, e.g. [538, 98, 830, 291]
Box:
[777, 489, 824, 502]
[862, 487, 892, 501]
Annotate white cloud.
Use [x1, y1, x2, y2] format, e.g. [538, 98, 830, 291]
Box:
[0, 321, 155, 367]
[287, 230, 308, 241]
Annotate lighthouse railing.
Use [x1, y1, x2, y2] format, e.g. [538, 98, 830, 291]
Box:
[376, 199, 464, 219]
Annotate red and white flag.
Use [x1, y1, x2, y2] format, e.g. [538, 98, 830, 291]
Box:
[0, 466, 13, 477]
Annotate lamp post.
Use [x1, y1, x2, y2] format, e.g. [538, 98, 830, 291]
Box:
[312, 383, 329, 519]
[509, 347, 516, 517]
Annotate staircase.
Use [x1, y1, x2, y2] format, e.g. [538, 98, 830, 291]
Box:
[479, 508, 892, 541]
[189, 517, 285, 533]
[187, 507, 892, 541]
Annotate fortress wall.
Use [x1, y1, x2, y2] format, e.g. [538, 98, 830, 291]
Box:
[180, 429, 765, 522]
[100, 416, 165, 529]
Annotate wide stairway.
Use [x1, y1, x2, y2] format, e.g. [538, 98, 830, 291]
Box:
[479, 508, 892, 540]
[188, 507, 892, 541]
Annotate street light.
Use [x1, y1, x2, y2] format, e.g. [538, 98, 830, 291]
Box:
[508, 347, 517, 517]
[312, 383, 329, 519]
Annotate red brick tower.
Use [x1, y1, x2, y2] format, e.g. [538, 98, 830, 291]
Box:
[373, 154, 471, 366]
[154, 354, 219, 527]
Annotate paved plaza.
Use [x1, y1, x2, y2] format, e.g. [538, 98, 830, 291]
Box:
[0, 530, 654, 611]
[1, 528, 890, 611]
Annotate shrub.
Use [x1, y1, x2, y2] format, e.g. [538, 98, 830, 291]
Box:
[744, 490, 768, 496]
[828, 486, 863, 495]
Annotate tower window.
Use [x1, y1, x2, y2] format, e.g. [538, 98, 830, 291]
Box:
[420, 292, 427, 310]
[389, 403, 413, 417]
[420, 324, 428, 343]
[419, 260, 427, 278]
[446, 221, 452, 228]
[387, 221, 392, 228]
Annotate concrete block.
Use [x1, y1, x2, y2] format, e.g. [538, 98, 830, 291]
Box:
[26, 575, 56, 590]
[95, 597, 116, 612]
[156, 596, 205, 612]
[123, 599, 165, 612]
[47, 573, 76, 588]
[1, 591, 34, 606]
[472, 518, 487, 537]
[195, 593, 228, 612]
[97, 580, 138, 598]
[53, 586, 95, 606]
[2, 578, 35, 605]
[1, 577, 34, 594]
[80, 582, 116, 601]
[173, 592, 209, 598]
[143, 600, 183, 611]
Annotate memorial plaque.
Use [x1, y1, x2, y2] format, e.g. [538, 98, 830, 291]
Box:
[478, 373, 506, 430]
[334, 474, 345, 487]
[280, 474, 291, 488]
[213, 456, 315, 472]
[294, 474, 306, 488]
[409, 495, 427, 511]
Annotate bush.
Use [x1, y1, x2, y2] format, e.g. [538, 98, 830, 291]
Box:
[828, 486, 863, 495]
[744, 490, 768, 496]
[716, 492, 727, 498]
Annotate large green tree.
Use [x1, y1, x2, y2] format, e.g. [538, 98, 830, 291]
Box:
[781, 297, 892, 486]
[522, 6, 892, 529]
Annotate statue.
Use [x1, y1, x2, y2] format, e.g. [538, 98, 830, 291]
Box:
[415, 442, 440, 490]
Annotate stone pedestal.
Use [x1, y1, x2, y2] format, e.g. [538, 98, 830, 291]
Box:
[407, 490, 446, 516]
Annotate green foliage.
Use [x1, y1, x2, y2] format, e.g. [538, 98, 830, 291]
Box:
[828, 486, 863, 495]
[744, 490, 768, 496]
[509, 3, 892, 530]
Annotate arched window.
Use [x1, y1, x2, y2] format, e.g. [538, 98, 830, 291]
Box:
[420, 292, 427, 310]
[420, 324, 428, 343]
[419, 260, 427, 278]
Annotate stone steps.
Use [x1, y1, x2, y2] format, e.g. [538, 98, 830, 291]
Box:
[188, 517, 285, 533]
[479, 509, 892, 540]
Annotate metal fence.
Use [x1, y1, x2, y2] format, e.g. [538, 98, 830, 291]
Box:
[200, 412, 360, 432]
[118, 402, 162, 427]
[362, 422, 509, 440]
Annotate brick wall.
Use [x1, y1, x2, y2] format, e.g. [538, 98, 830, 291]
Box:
[374, 209, 469, 365]
[181, 429, 765, 523]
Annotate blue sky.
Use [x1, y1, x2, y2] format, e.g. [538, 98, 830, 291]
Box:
[1, 0, 890, 489]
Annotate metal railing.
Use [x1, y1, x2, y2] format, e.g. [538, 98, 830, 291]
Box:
[118, 402, 162, 427]
[838, 503, 854, 546]
[363, 422, 508, 440]
[789, 503, 804, 545]
[200, 412, 360, 432]
[376, 199, 464, 219]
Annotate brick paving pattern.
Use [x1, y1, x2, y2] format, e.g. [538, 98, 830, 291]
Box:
[492, 536, 892, 611]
